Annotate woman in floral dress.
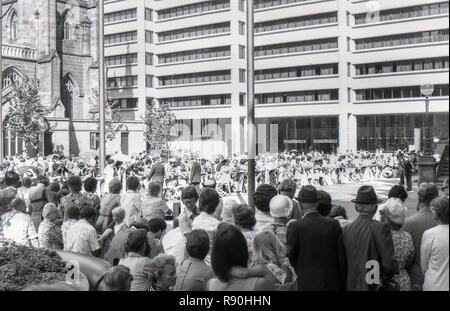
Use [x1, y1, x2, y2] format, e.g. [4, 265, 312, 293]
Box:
[383, 198, 415, 291]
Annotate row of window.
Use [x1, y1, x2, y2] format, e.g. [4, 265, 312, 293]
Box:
[355, 84, 449, 101]
[255, 12, 337, 33]
[160, 94, 231, 108]
[107, 76, 138, 88]
[256, 89, 339, 104]
[105, 31, 137, 45]
[255, 63, 338, 80]
[158, 22, 230, 42]
[158, 46, 231, 64]
[355, 29, 449, 50]
[158, 70, 231, 86]
[115, 98, 138, 109]
[355, 57, 449, 75]
[255, 37, 338, 57]
[104, 8, 137, 24]
[254, 0, 313, 10]
[354, 2, 449, 25]
[105, 53, 138, 67]
[157, 0, 230, 20]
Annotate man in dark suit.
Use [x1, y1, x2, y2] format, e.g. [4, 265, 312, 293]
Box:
[190, 159, 202, 191]
[342, 185, 397, 291]
[397, 152, 413, 191]
[148, 158, 166, 185]
[0, 171, 20, 214]
[287, 185, 347, 291]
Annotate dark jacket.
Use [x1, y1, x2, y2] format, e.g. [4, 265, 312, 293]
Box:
[287, 211, 347, 291]
[342, 214, 397, 291]
[402, 208, 438, 291]
[148, 163, 166, 183]
[190, 163, 202, 184]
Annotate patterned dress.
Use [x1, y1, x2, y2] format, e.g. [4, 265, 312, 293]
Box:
[391, 229, 415, 291]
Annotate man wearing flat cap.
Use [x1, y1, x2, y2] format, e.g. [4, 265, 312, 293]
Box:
[286, 185, 347, 291]
[342, 185, 397, 291]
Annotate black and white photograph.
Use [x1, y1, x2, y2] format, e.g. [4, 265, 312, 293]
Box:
[0, 0, 448, 299]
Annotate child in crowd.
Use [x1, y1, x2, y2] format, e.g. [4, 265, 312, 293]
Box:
[261, 195, 295, 245]
[61, 205, 80, 248]
[147, 218, 167, 259]
[230, 230, 297, 291]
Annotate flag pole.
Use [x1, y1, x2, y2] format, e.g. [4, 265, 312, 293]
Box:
[98, 0, 106, 174]
[246, 0, 256, 209]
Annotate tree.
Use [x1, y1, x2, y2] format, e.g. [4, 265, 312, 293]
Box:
[88, 88, 123, 142]
[3, 75, 53, 153]
[143, 99, 176, 155]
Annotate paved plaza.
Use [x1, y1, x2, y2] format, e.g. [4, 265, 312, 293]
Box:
[224, 176, 420, 221]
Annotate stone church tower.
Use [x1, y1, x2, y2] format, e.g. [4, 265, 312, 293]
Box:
[1, 0, 100, 156]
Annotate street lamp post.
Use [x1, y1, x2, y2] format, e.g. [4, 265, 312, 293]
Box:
[98, 0, 106, 174]
[246, 0, 256, 209]
[418, 84, 436, 184]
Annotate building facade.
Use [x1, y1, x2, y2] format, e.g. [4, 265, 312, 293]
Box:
[1, 0, 107, 157]
[2, 0, 449, 157]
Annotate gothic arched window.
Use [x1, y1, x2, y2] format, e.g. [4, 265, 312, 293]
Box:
[9, 12, 18, 40]
[2, 68, 22, 89]
[62, 77, 75, 118]
[63, 11, 73, 39]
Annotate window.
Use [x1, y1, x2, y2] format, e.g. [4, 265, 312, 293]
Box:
[355, 85, 449, 100]
[145, 8, 153, 21]
[239, 0, 245, 11]
[107, 75, 137, 88]
[158, 22, 230, 42]
[105, 53, 138, 66]
[160, 94, 231, 107]
[239, 21, 245, 35]
[105, 31, 137, 45]
[105, 8, 137, 23]
[239, 45, 245, 59]
[239, 93, 245, 106]
[255, 63, 338, 80]
[239, 69, 246, 83]
[355, 29, 449, 50]
[354, 2, 449, 25]
[9, 12, 18, 40]
[146, 75, 154, 88]
[254, 12, 337, 33]
[146, 52, 153, 65]
[355, 57, 449, 75]
[63, 11, 73, 40]
[255, 89, 338, 104]
[90, 132, 99, 149]
[255, 37, 338, 57]
[157, 0, 230, 20]
[146, 30, 153, 43]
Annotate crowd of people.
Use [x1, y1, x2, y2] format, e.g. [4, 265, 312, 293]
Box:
[0, 148, 414, 201]
[0, 149, 447, 291]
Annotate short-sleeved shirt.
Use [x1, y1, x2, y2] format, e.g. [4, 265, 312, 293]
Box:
[174, 257, 215, 291]
[1, 210, 39, 247]
[119, 252, 153, 291]
[65, 219, 100, 256]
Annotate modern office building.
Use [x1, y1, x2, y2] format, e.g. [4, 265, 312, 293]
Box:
[2, 0, 449, 157]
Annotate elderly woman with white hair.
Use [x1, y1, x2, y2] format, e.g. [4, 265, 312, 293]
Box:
[38, 203, 64, 250]
[383, 198, 415, 291]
